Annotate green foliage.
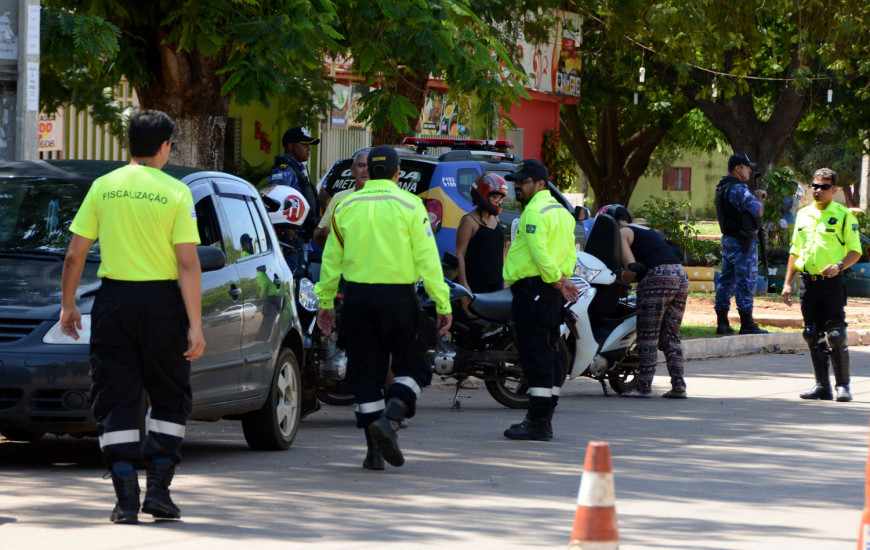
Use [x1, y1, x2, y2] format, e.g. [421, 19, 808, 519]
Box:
[758, 166, 799, 248]
[540, 130, 578, 191]
[339, 0, 535, 136]
[40, 6, 126, 134]
[635, 195, 721, 266]
[237, 159, 274, 188]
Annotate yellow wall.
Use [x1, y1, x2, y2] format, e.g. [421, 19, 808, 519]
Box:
[228, 100, 289, 171]
[628, 151, 729, 220]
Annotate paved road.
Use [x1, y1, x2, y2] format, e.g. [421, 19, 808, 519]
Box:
[2, 348, 869, 549]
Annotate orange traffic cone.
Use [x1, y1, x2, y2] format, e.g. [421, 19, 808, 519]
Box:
[569, 441, 619, 549]
[858, 420, 870, 549]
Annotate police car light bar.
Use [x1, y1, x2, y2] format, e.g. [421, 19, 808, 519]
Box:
[402, 137, 514, 153]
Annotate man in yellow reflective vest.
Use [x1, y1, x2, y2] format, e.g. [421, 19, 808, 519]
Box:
[315, 145, 451, 469]
[502, 159, 579, 440]
[783, 168, 862, 402]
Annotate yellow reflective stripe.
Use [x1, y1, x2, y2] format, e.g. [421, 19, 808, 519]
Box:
[147, 418, 186, 438]
[331, 213, 344, 248]
[98, 429, 140, 448]
[336, 194, 417, 214]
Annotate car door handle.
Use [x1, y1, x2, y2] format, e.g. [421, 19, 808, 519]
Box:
[229, 285, 242, 299]
[273, 273, 282, 289]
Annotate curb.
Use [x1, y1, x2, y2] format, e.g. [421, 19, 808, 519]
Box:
[666, 328, 870, 362]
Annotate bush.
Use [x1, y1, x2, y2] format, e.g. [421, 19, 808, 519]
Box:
[635, 195, 721, 266]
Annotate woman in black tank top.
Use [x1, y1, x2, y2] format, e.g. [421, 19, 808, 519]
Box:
[600, 204, 690, 400]
[456, 174, 509, 293]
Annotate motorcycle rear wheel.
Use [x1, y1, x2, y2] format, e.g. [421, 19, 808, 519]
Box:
[607, 353, 640, 394]
[484, 337, 569, 409]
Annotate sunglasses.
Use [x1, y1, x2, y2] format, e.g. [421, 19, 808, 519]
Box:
[811, 183, 834, 190]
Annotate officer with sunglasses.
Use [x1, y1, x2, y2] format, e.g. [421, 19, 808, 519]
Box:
[782, 168, 862, 402]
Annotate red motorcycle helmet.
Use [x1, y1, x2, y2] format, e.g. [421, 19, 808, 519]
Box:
[471, 173, 509, 215]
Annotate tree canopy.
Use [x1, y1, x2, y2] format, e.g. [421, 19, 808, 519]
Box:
[40, 0, 555, 168]
[564, 0, 870, 208]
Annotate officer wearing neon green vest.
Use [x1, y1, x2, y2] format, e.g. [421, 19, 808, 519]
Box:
[315, 145, 451, 470]
[60, 110, 204, 524]
[783, 168, 862, 402]
[502, 159, 579, 441]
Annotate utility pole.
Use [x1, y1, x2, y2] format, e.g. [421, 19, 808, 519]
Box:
[861, 148, 868, 211]
[0, 0, 39, 161]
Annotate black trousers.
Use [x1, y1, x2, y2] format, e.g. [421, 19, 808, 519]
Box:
[341, 283, 431, 428]
[90, 279, 192, 467]
[799, 273, 847, 330]
[510, 277, 565, 418]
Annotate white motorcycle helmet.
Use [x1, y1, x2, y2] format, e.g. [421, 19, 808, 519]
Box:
[261, 185, 310, 227]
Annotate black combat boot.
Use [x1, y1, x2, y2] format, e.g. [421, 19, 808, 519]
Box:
[362, 430, 385, 470]
[738, 309, 768, 334]
[715, 309, 734, 335]
[367, 398, 408, 467]
[504, 412, 551, 441]
[109, 471, 140, 525]
[800, 345, 833, 400]
[831, 344, 852, 402]
[141, 460, 181, 519]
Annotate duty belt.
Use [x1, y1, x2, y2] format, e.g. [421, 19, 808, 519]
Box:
[801, 272, 841, 282]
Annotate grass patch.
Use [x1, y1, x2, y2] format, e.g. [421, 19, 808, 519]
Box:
[692, 220, 721, 235]
[681, 324, 796, 340]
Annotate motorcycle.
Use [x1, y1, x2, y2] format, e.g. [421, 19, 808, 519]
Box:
[264, 184, 354, 409]
[420, 212, 639, 409]
[562, 212, 640, 396]
[420, 279, 569, 409]
[284, 240, 355, 407]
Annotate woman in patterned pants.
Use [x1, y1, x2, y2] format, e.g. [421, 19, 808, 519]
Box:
[599, 205, 690, 398]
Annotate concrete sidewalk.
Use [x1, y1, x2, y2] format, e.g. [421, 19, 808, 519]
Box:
[674, 328, 870, 362]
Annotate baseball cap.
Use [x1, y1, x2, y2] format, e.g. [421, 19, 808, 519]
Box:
[504, 159, 549, 182]
[728, 153, 757, 172]
[367, 145, 399, 179]
[282, 126, 321, 147]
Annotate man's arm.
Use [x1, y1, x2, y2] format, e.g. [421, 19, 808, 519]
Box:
[781, 253, 798, 307]
[175, 242, 205, 361]
[60, 234, 96, 340]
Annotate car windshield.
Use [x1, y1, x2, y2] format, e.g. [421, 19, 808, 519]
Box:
[0, 178, 99, 258]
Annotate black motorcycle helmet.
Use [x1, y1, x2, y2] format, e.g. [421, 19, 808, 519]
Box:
[597, 204, 632, 223]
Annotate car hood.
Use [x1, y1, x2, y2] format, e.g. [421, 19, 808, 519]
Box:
[0, 256, 101, 318]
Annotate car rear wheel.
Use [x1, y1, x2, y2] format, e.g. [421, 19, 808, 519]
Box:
[242, 348, 301, 450]
[0, 429, 44, 442]
[318, 393, 356, 406]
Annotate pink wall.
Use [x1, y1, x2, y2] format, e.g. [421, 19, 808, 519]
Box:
[504, 93, 571, 159]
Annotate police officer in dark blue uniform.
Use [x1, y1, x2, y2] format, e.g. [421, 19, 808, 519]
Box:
[714, 153, 769, 335]
[269, 127, 322, 271]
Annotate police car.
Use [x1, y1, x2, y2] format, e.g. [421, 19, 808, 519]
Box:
[317, 138, 586, 259]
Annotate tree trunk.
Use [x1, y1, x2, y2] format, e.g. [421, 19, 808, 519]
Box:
[844, 181, 860, 207]
[560, 102, 671, 212]
[370, 70, 429, 147]
[133, 32, 231, 171]
[691, 54, 819, 189]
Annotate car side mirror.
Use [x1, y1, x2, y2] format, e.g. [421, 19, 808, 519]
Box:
[197, 245, 227, 273]
[574, 206, 590, 221]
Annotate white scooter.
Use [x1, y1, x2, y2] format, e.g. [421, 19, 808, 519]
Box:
[561, 213, 640, 395]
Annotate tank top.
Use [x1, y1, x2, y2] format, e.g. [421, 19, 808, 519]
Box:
[628, 226, 681, 268]
[464, 214, 505, 293]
